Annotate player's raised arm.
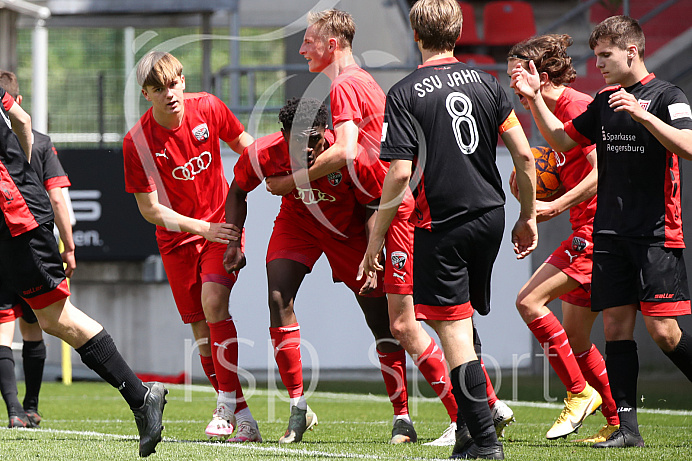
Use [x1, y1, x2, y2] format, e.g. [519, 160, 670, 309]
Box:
[512, 61, 578, 153]
[6, 99, 32, 162]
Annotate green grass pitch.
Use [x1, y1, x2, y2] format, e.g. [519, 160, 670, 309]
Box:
[0, 380, 689, 460]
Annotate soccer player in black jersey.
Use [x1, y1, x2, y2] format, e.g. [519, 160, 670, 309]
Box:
[512, 15, 692, 449]
[0, 86, 166, 457]
[0, 70, 75, 428]
[360, 0, 537, 458]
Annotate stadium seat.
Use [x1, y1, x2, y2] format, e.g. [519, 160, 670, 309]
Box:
[454, 53, 498, 77]
[456, 1, 481, 46]
[483, 1, 536, 46]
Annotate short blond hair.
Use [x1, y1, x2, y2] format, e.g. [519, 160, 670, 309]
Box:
[410, 0, 462, 52]
[137, 51, 183, 88]
[307, 9, 355, 50]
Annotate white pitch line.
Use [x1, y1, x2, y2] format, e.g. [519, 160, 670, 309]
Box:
[164, 384, 692, 416]
[2, 426, 442, 460]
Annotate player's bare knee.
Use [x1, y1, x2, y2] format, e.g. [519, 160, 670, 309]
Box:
[515, 291, 540, 322]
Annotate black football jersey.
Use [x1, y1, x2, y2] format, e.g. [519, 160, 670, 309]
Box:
[30, 130, 68, 188]
[567, 74, 692, 247]
[380, 58, 513, 230]
[0, 87, 53, 239]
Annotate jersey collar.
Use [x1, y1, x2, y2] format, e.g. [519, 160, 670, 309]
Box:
[418, 57, 458, 69]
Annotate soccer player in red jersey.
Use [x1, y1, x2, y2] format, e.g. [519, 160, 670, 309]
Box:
[505, 35, 620, 442]
[0, 84, 166, 458]
[0, 71, 75, 428]
[123, 51, 260, 442]
[512, 16, 692, 448]
[361, 1, 537, 458]
[224, 97, 402, 443]
[266, 9, 487, 445]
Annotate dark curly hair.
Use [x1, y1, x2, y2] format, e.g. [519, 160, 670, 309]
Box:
[508, 34, 577, 86]
[278, 97, 329, 133]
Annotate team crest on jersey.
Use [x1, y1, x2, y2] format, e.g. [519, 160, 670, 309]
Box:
[192, 123, 209, 141]
[638, 99, 651, 111]
[572, 236, 589, 252]
[327, 171, 342, 186]
[0, 181, 13, 203]
[391, 251, 408, 271]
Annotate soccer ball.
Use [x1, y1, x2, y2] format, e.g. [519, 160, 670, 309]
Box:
[532, 146, 561, 199]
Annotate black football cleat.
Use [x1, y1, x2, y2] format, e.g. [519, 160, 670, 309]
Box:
[390, 418, 417, 444]
[132, 382, 168, 457]
[592, 428, 645, 448]
[24, 409, 42, 427]
[450, 441, 504, 459]
[8, 413, 31, 428]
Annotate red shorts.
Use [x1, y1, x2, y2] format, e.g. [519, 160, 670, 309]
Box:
[0, 304, 22, 323]
[267, 212, 384, 297]
[545, 225, 593, 308]
[160, 238, 240, 324]
[415, 301, 474, 321]
[384, 193, 414, 295]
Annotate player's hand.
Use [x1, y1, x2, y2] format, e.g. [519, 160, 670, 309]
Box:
[508, 170, 520, 201]
[203, 222, 241, 244]
[512, 216, 538, 259]
[510, 60, 541, 100]
[62, 248, 76, 278]
[358, 271, 379, 295]
[265, 174, 296, 196]
[357, 239, 385, 286]
[609, 89, 649, 123]
[223, 245, 247, 273]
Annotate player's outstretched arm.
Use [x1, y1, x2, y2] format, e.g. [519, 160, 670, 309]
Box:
[7, 101, 32, 162]
[134, 190, 240, 244]
[609, 89, 692, 160]
[537, 150, 597, 222]
[502, 125, 537, 259]
[47, 186, 76, 277]
[511, 61, 578, 153]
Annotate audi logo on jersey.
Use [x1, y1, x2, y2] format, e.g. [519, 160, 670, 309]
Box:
[172, 151, 212, 181]
[294, 187, 335, 205]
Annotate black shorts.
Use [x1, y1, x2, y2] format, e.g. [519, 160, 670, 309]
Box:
[0, 222, 69, 310]
[413, 206, 504, 318]
[591, 235, 691, 316]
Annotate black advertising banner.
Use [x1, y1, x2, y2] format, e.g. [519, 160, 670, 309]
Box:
[59, 149, 158, 260]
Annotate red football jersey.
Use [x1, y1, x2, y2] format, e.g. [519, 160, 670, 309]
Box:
[233, 130, 385, 239]
[123, 92, 244, 253]
[552, 87, 597, 231]
[330, 65, 387, 168]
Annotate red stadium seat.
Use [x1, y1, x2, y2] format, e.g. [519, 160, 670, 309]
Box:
[483, 1, 536, 46]
[454, 53, 498, 77]
[456, 1, 481, 46]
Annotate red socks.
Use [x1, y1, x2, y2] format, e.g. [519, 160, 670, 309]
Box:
[270, 323, 304, 399]
[481, 358, 498, 408]
[199, 354, 219, 392]
[208, 318, 247, 411]
[528, 312, 585, 394]
[576, 345, 619, 425]
[414, 339, 457, 422]
[377, 348, 409, 416]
